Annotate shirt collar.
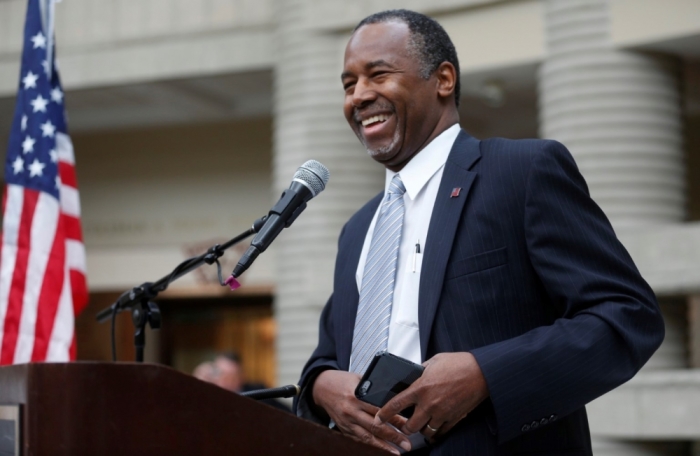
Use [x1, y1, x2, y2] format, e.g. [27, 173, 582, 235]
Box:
[384, 123, 461, 200]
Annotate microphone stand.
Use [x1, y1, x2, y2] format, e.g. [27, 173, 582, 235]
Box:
[95, 216, 267, 363]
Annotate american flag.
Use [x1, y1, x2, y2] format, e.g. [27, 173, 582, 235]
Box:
[0, 0, 87, 364]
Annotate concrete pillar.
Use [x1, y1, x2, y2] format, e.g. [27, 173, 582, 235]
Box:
[689, 296, 700, 454]
[271, 1, 383, 386]
[592, 439, 687, 456]
[644, 297, 687, 370]
[538, 0, 684, 229]
[690, 296, 700, 369]
[537, 1, 685, 453]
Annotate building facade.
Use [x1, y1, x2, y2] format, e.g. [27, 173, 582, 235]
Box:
[1, 0, 699, 453]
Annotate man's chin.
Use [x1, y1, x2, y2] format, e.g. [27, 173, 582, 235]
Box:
[366, 147, 398, 164]
[363, 139, 401, 163]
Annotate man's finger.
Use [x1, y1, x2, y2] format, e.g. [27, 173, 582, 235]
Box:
[422, 422, 439, 437]
[368, 419, 412, 453]
[375, 389, 416, 424]
[400, 405, 430, 435]
[386, 413, 408, 430]
[347, 423, 402, 455]
[357, 399, 380, 416]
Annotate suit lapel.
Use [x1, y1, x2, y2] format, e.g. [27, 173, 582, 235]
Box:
[419, 130, 481, 360]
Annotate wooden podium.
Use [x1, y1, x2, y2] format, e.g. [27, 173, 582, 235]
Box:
[0, 362, 386, 455]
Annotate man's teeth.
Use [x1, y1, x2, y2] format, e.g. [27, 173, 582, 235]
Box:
[361, 114, 389, 127]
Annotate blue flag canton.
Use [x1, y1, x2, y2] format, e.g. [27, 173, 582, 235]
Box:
[5, 0, 67, 201]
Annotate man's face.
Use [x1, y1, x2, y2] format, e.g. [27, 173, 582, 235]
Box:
[342, 21, 443, 171]
[213, 356, 244, 392]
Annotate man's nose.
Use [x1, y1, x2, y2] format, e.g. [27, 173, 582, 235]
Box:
[352, 77, 377, 108]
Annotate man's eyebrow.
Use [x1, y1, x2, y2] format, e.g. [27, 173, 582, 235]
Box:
[365, 59, 396, 70]
[341, 59, 397, 80]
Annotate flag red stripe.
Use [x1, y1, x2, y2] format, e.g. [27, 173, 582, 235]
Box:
[70, 270, 88, 315]
[63, 214, 83, 242]
[30, 214, 66, 361]
[58, 162, 77, 188]
[0, 190, 39, 364]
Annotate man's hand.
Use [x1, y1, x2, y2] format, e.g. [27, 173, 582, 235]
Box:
[312, 370, 411, 454]
[373, 352, 489, 440]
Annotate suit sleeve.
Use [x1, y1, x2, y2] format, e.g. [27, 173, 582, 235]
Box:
[293, 293, 340, 424]
[293, 223, 351, 423]
[470, 140, 665, 443]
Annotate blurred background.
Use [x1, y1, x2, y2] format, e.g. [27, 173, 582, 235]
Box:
[0, 0, 699, 454]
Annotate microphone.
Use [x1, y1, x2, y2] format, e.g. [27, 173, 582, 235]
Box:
[240, 384, 300, 400]
[226, 160, 330, 287]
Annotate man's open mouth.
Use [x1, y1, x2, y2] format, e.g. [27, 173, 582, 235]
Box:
[361, 114, 390, 128]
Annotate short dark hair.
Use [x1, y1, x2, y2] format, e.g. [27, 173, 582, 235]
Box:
[218, 351, 241, 365]
[354, 9, 461, 106]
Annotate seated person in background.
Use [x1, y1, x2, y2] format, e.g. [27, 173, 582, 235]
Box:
[193, 352, 291, 413]
[192, 360, 217, 383]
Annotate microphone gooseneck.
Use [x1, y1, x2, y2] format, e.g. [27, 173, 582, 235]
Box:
[225, 160, 330, 289]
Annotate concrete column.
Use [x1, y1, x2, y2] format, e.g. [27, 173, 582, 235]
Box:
[592, 440, 688, 456]
[538, 0, 684, 229]
[645, 298, 688, 370]
[690, 296, 700, 368]
[271, 1, 383, 386]
[690, 295, 700, 456]
[537, 1, 686, 454]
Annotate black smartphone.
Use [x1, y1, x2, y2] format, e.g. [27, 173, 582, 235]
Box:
[354, 351, 424, 417]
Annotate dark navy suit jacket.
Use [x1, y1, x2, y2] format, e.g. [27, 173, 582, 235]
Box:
[295, 131, 664, 455]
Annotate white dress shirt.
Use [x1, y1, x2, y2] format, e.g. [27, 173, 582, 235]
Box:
[355, 124, 461, 364]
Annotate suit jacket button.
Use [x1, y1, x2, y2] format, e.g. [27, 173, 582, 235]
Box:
[530, 420, 539, 429]
[540, 418, 549, 426]
[521, 424, 531, 432]
[549, 414, 558, 422]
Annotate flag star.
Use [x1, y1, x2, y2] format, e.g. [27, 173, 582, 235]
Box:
[12, 156, 24, 175]
[42, 59, 50, 75]
[21, 115, 28, 131]
[22, 71, 38, 90]
[49, 149, 58, 162]
[31, 32, 46, 49]
[40, 120, 56, 137]
[30, 94, 48, 113]
[50, 87, 63, 103]
[22, 135, 36, 153]
[28, 159, 45, 177]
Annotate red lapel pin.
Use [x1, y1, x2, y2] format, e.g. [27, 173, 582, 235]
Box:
[450, 187, 462, 198]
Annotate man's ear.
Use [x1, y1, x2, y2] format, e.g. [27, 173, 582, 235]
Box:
[435, 62, 457, 101]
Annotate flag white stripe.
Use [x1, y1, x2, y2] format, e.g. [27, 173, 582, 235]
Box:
[2, 186, 24, 246]
[46, 263, 72, 362]
[13, 193, 60, 363]
[66, 239, 86, 273]
[56, 132, 74, 164]
[0, 186, 24, 348]
[59, 184, 80, 217]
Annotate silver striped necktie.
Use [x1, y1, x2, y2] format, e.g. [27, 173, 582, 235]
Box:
[350, 174, 406, 374]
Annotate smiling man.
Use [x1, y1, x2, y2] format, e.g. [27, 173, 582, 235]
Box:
[294, 9, 664, 456]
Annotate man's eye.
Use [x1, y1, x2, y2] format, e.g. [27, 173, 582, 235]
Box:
[343, 82, 355, 91]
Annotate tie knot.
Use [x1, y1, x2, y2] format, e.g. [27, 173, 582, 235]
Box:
[388, 175, 406, 196]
